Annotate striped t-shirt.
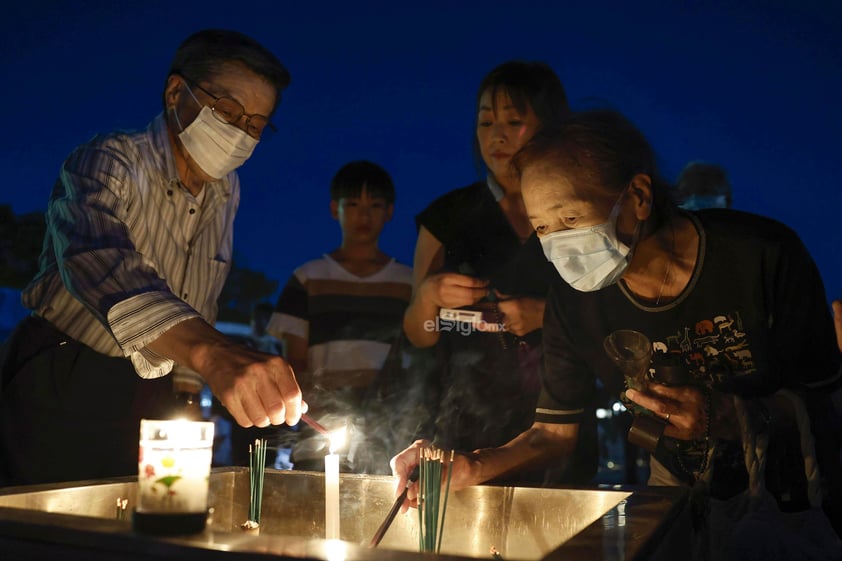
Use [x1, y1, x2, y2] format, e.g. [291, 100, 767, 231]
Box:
[267, 255, 412, 390]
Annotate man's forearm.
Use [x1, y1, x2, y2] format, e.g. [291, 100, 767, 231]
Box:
[146, 317, 228, 374]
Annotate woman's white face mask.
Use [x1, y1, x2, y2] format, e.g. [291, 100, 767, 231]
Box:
[173, 84, 258, 179]
[540, 190, 637, 292]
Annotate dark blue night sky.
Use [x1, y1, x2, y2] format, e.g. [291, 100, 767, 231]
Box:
[2, 0, 841, 302]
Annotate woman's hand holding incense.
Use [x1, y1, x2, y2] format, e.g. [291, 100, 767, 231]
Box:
[390, 440, 478, 513]
[390, 439, 427, 512]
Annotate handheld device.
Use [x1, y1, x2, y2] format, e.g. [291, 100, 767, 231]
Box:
[439, 308, 484, 324]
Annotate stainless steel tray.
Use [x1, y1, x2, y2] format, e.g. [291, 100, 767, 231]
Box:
[0, 467, 689, 560]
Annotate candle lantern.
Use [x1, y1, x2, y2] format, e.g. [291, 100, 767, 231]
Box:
[133, 419, 214, 535]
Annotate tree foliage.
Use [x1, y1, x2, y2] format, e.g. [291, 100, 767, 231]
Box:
[0, 205, 46, 289]
[216, 255, 279, 323]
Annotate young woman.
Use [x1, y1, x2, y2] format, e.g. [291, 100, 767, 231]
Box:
[401, 61, 595, 484]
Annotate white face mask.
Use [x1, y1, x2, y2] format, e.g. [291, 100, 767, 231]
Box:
[174, 85, 258, 179]
[540, 191, 636, 292]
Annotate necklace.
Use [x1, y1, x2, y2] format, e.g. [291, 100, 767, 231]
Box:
[655, 220, 676, 306]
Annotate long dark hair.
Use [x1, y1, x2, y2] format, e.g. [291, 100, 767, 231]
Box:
[472, 61, 570, 174]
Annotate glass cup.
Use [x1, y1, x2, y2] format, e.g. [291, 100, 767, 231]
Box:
[133, 419, 214, 535]
[603, 329, 652, 390]
[603, 330, 667, 452]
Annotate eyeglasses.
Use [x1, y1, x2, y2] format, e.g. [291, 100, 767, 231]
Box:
[184, 77, 276, 139]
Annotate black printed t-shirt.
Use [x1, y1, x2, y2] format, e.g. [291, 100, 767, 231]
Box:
[538, 208, 841, 491]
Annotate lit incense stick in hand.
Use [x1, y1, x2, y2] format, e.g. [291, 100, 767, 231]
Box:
[300, 413, 329, 435]
[369, 465, 420, 547]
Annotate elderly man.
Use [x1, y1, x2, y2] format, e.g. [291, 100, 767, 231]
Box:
[0, 29, 303, 485]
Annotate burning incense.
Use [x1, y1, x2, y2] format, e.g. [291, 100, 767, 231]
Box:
[417, 445, 454, 553]
[248, 438, 267, 525]
[436, 450, 455, 553]
[369, 465, 420, 548]
[115, 497, 128, 521]
[301, 413, 330, 436]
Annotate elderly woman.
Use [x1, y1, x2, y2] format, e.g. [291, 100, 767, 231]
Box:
[392, 109, 842, 548]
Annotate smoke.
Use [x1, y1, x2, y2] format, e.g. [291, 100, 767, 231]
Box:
[430, 334, 540, 453]
[291, 339, 438, 475]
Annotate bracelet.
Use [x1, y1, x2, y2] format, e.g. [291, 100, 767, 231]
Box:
[492, 302, 508, 350]
[696, 387, 713, 475]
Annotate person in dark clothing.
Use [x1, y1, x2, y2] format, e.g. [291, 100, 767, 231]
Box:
[393, 109, 842, 551]
[400, 61, 597, 485]
[675, 161, 732, 210]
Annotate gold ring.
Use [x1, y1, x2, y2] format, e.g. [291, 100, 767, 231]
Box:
[664, 413, 671, 422]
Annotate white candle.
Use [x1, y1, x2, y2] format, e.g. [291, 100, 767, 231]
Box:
[325, 452, 339, 539]
[325, 427, 345, 540]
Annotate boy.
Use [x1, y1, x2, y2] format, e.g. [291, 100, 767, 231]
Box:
[268, 161, 412, 473]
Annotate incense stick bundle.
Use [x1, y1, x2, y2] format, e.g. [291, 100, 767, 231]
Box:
[436, 450, 454, 553]
[417, 446, 454, 553]
[248, 438, 268, 524]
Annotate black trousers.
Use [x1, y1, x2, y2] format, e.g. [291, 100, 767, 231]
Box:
[0, 316, 176, 486]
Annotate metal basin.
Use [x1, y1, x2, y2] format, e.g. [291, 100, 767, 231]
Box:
[0, 467, 689, 561]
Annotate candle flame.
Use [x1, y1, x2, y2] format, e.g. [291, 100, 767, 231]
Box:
[328, 427, 346, 455]
[326, 538, 348, 559]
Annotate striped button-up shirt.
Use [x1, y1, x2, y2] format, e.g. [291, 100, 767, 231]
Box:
[23, 113, 240, 378]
